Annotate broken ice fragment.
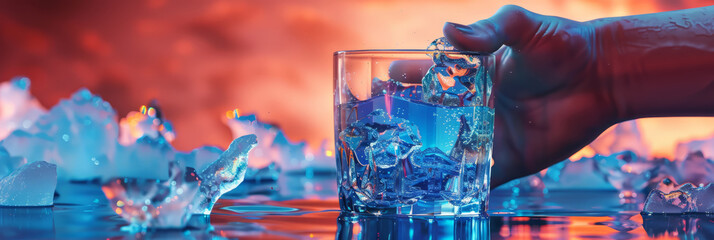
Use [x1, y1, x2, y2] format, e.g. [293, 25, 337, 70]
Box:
[368, 126, 421, 168]
[102, 161, 200, 229]
[191, 134, 257, 214]
[422, 37, 485, 107]
[0, 161, 57, 206]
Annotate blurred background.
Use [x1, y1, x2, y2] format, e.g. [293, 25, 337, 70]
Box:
[0, 0, 713, 159]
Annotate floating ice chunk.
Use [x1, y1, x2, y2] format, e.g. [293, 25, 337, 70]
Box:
[118, 101, 175, 145]
[674, 134, 714, 161]
[302, 140, 337, 173]
[589, 120, 650, 159]
[594, 151, 656, 199]
[102, 161, 200, 229]
[7, 88, 120, 181]
[0, 161, 57, 206]
[678, 151, 714, 186]
[499, 174, 546, 196]
[542, 158, 615, 191]
[191, 134, 257, 214]
[0, 77, 47, 139]
[0, 146, 27, 178]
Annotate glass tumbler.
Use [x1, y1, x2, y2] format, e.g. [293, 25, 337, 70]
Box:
[333, 49, 495, 216]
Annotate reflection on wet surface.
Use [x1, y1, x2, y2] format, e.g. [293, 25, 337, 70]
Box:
[2, 175, 714, 239]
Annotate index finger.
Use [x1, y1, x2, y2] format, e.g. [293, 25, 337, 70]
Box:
[388, 59, 433, 84]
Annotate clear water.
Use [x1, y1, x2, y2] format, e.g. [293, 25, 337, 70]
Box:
[335, 95, 494, 215]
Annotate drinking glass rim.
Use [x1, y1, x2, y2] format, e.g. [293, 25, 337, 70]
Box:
[334, 49, 491, 56]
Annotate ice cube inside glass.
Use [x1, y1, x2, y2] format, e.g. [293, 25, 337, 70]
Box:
[334, 50, 494, 216]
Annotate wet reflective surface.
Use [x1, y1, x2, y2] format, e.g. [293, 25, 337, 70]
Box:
[2, 174, 714, 239]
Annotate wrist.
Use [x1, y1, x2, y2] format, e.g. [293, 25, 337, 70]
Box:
[589, 17, 630, 124]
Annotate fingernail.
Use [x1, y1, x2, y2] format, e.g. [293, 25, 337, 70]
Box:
[447, 22, 474, 34]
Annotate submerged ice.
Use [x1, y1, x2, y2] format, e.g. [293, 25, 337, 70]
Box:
[338, 101, 493, 208]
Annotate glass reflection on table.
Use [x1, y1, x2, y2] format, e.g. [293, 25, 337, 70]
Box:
[336, 213, 490, 239]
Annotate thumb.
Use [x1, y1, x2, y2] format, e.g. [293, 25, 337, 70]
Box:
[443, 5, 541, 52]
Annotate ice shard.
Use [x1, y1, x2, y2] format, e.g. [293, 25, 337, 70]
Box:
[422, 37, 485, 107]
[191, 134, 257, 214]
[0, 161, 57, 206]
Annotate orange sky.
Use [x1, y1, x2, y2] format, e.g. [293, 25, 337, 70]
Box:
[0, 0, 713, 159]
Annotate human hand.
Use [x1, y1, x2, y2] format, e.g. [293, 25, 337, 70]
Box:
[443, 5, 617, 187]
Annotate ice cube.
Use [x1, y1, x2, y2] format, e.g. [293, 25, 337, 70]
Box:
[422, 37, 485, 107]
[0, 77, 47, 139]
[368, 126, 421, 168]
[191, 134, 257, 214]
[102, 161, 200, 229]
[406, 147, 459, 200]
[0, 161, 57, 206]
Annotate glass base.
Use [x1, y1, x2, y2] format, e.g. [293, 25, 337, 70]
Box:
[339, 196, 488, 217]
